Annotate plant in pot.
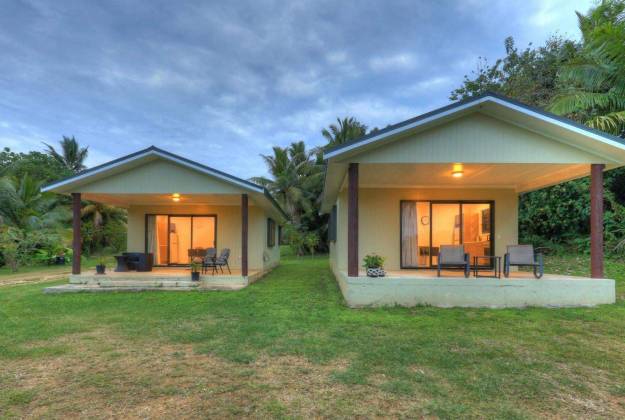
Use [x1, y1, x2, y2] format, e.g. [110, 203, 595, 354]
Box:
[190, 260, 201, 281]
[363, 254, 386, 277]
[95, 255, 106, 275]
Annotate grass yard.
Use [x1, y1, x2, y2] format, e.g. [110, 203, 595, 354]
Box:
[0, 255, 117, 287]
[1, 256, 625, 418]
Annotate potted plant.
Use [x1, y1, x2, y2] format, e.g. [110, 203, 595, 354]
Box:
[190, 260, 201, 281]
[96, 255, 106, 275]
[363, 254, 386, 277]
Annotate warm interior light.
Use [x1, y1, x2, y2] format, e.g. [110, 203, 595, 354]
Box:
[172, 197, 181, 202]
[452, 163, 464, 178]
[172, 193, 180, 198]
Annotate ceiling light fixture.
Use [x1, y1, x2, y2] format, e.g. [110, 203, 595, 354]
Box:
[452, 163, 464, 178]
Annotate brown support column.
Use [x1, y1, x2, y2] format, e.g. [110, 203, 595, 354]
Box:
[72, 193, 81, 275]
[590, 164, 605, 278]
[241, 193, 248, 277]
[347, 163, 359, 277]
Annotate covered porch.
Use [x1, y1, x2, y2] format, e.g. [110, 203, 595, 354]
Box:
[321, 94, 625, 308]
[41, 146, 286, 292]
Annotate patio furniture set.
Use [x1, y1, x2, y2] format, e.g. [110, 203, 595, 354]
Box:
[195, 248, 232, 275]
[437, 244, 543, 279]
[112, 248, 231, 275]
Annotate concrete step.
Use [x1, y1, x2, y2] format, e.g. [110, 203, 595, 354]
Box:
[97, 279, 199, 288]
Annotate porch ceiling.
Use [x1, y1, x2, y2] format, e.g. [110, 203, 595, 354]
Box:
[356, 162, 590, 193]
[82, 193, 254, 207]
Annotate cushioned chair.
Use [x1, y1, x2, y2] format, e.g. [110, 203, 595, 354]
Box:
[201, 248, 217, 274]
[437, 245, 470, 278]
[212, 248, 231, 275]
[504, 245, 543, 279]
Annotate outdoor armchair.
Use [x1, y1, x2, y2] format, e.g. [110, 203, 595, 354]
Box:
[201, 248, 217, 274]
[504, 245, 543, 278]
[213, 248, 231, 275]
[437, 245, 470, 278]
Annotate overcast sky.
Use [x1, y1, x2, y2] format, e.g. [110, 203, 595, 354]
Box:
[0, 0, 594, 178]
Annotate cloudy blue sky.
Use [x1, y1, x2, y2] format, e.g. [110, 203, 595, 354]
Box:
[0, 0, 593, 178]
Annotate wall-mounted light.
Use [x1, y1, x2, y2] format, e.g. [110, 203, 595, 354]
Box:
[172, 193, 181, 202]
[452, 163, 464, 178]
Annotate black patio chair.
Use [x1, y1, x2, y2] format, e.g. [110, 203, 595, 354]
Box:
[504, 245, 543, 279]
[201, 248, 217, 274]
[437, 245, 470, 278]
[212, 248, 231, 275]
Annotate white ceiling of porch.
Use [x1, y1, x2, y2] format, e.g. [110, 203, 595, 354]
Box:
[357, 163, 590, 193]
[82, 193, 252, 207]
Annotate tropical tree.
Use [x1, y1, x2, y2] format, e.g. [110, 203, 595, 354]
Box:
[321, 117, 368, 149]
[79, 203, 127, 254]
[0, 174, 64, 230]
[81, 202, 126, 230]
[251, 141, 323, 226]
[44, 136, 89, 173]
[1, 147, 71, 182]
[450, 36, 580, 108]
[549, 0, 625, 136]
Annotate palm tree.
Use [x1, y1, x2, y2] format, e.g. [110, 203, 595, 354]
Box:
[322, 117, 368, 149]
[251, 141, 323, 225]
[43, 136, 89, 173]
[0, 174, 63, 230]
[81, 202, 127, 228]
[549, 0, 625, 136]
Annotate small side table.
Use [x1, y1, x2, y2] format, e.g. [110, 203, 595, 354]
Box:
[473, 255, 501, 279]
[114, 255, 129, 272]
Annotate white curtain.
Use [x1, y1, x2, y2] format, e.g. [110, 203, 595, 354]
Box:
[401, 202, 418, 267]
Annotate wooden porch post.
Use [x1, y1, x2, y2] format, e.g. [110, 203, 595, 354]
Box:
[348, 163, 359, 277]
[72, 193, 81, 275]
[241, 193, 248, 277]
[590, 164, 605, 278]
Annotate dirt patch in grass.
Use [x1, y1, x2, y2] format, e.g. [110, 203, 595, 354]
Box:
[4, 328, 624, 419]
[1, 330, 436, 418]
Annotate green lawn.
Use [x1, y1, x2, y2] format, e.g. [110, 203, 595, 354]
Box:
[1, 256, 625, 418]
[0, 255, 116, 277]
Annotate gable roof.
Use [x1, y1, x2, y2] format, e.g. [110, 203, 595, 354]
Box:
[42, 146, 287, 219]
[323, 91, 625, 160]
[320, 92, 625, 213]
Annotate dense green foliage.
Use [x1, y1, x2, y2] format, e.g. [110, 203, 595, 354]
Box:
[0, 139, 126, 271]
[452, 0, 625, 253]
[450, 36, 580, 107]
[550, 0, 625, 136]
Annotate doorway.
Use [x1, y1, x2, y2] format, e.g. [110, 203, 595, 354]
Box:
[145, 215, 217, 266]
[400, 201, 493, 268]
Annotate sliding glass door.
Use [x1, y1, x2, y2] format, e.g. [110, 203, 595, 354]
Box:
[146, 215, 216, 266]
[400, 201, 493, 268]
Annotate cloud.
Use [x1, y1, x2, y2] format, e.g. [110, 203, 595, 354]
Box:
[0, 0, 595, 178]
[369, 53, 419, 72]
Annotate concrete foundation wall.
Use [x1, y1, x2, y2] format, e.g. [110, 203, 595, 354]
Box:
[332, 269, 616, 308]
